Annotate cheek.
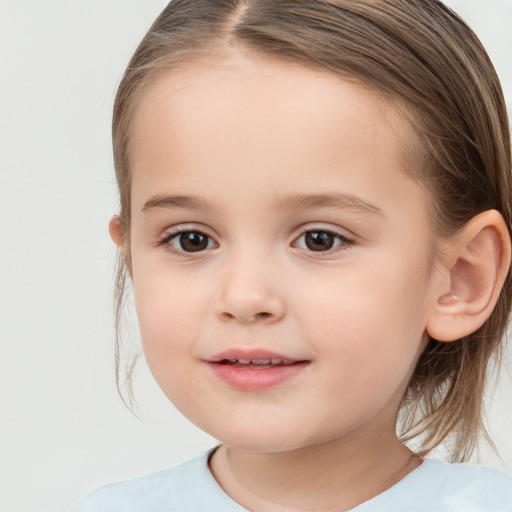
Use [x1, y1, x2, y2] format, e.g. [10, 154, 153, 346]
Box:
[300, 253, 429, 387]
[132, 269, 205, 384]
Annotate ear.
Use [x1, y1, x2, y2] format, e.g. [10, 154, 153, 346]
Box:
[426, 210, 511, 342]
[109, 216, 134, 278]
[109, 216, 124, 247]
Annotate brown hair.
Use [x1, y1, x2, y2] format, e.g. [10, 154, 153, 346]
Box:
[112, 0, 512, 461]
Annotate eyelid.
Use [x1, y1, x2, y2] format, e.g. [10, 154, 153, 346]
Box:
[293, 222, 356, 241]
[291, 225, 356, 254]
[157, 224, 219, 256]
[158, 222, 217, 241]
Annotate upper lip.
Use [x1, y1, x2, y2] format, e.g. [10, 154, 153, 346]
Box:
[207, 349, 307, 364]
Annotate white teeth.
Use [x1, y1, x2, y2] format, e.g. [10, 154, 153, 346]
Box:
[220, 357, 298, 365]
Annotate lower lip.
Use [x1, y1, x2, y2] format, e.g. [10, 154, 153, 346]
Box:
[208, 362, 309, 391]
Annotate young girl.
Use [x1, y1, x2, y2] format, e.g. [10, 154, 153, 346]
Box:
[72, 0, 512, 510]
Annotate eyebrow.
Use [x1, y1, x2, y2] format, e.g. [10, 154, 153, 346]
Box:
[142, 194, 217, 213]
[141, 192, 385, 218]
[274, 193, 386, 218]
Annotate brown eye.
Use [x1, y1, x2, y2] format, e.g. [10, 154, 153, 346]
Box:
[179, 232, 208, 252]
[304, 231, 336, 251]
[294, 229, 351, 253]
[167, 231, 214, 252]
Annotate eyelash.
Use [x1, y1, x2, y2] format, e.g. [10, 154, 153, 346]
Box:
[157, 227, 355, 257]
[157, 228, 217, 257]
[293, 228, 354, 255]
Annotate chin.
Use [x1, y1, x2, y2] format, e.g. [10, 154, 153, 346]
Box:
[222, 438, 303, 453]
[207, 422, 321, 454]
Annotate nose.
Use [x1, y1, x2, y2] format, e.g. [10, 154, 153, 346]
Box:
[216, 252, 286, 324]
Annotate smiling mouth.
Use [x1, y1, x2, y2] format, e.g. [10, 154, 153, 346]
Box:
[207, 352, 310, 391]
[217, 358, 299, 368]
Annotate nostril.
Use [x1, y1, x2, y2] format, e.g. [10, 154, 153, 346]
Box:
[220, 311, 272, 322]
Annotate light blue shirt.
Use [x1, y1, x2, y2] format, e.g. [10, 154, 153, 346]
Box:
[71, 449, 512, 511]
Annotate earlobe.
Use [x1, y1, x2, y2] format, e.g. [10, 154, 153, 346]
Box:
[109, 216, 124, 248]
[426, 210, 511, 342]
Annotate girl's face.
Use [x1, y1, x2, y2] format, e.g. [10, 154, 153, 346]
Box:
[127, 50, 440, 452]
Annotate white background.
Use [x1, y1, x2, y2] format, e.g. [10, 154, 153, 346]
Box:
[1, 1, 511, 511]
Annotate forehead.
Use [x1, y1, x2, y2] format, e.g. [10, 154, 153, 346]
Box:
[128, 50, 424, 221]
[130, 49, 405, 163]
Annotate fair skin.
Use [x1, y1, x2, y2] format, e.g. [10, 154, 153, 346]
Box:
[110, 49, 510, 511]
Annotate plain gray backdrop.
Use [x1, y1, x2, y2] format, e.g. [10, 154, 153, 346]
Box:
[1, 1, 511, 511]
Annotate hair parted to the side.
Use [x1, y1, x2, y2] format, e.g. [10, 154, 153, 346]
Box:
[111, 0, 512, 462]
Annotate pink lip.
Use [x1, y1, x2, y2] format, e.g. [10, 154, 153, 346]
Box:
[206, 349, 310, 392]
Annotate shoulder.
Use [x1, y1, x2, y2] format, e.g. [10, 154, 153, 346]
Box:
[424, 458, 511, 497]
[362, 458, 512, 512]
[70, 449, 246, 512]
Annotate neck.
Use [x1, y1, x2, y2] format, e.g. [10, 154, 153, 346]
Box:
[210, 430, 421, 511]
